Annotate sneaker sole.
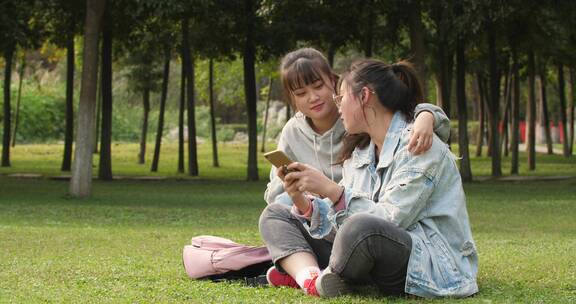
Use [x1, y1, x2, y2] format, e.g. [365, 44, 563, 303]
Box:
[265, 267, 277, 286]
[316, 272, 350, 297]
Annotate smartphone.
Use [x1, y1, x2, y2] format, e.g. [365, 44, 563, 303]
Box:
[263, 150, 294, 173]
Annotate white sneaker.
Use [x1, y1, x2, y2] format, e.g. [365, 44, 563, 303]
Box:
[315, 268, 350, 297]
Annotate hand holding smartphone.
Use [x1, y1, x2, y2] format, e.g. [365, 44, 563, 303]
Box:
[263, 150, 295, 174]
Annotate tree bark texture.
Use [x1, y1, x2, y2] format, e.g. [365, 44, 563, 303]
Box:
[537, 62, 553, 154]
[244, 0, 259, 181]
[182, 18, 198, 176]
[487, 22, 502, 177]
[138, 88, 150, 165]
[70, 0, 106, 197]
[557, 63, 570, 157]
[151, 47, 171, 172]
[456, 36, 472, 182]
[62, 27, 75, 171]
[510, 48, 520, 174]
[526, 50, 536, 170]
[208, 59, 219, 167]
[98, 12, 113, 181]
[178, 54, 185, 173]
[2, 43, 15, 167]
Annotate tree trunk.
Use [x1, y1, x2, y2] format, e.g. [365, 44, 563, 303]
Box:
[208, 58, 219, 167]
[483, 75, 492, 158]
[501, 65, 513, 157]
[526, 50, 536, 170]
[363, 0, 374, 57]
[98, 13, 113, 181]
[62, 28, 75, 171]
[70, 0, 106, 197]
[2, 42, 15, 167]
[455, 35, 472, 182]
[557, 63, 570, 157]
[244, 0, 259, 181]
[475, 73, 485, 157]
[487, 22, 502, 177]
[182, 18, 198, 176]
[93, 66, 101, 154]
[503, 103, 510, 157]
[510, 48, 520, 174]
[138, 88, 150, 165]
[12, 53, 25, 147]
[407, 0, 427, 93]
[151, 47, 171, 172]
[537, 62, 553, 154]
[501, 68, 512, 156]
[178, 54, 185, 173]
[261, 77, 273, 153]
[436, 46, 453, 120]
[568, 66, 575, 156]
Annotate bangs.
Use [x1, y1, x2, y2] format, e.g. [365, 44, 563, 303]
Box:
[284, 58, 324, 92]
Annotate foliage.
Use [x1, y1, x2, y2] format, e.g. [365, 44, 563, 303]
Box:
[0, 84, 65, 143]
[2, 0, 575, 181]
[0, 0, 46, 51]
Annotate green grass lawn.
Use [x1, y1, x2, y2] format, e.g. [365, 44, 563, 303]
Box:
[1, 143, 575, 303]
[0, 142, 274, 180]
[1, 142, 574, 179]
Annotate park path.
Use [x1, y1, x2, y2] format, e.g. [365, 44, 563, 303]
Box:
[518, 144, 575, 156]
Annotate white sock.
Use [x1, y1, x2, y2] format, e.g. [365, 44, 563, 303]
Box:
[295, 266, 321, 289]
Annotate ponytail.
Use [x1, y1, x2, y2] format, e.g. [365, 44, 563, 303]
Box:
[390, 61, 424, 110]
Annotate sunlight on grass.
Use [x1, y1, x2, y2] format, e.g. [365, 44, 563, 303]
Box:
[1, 142, 274, 180]
[1, 142, 575, 179]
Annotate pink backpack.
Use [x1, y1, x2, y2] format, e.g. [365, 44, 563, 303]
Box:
[182, 235, 272, 281]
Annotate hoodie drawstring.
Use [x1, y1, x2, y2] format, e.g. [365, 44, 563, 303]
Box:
[314, 133, 335, 182]
[313, 135, 322, 175]
[330, 133, 334, 181]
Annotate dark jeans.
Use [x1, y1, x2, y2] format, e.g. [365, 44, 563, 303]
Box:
[259, 203, 412, 295]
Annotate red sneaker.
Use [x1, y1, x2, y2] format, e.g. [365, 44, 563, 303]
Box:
[266, 267, 299, 289]
[303, 274, 319, 297]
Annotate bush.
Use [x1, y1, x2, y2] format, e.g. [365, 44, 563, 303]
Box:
[0, 87, 265, 144]
[8, 89, 66, 143]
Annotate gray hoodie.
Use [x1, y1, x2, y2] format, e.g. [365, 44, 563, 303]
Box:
[264, 103, 450, 205]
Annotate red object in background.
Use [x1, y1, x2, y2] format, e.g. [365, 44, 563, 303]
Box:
[498, 121, 526, 143]
[519, 121, 526, 143]
[558, 121, 564, 144]
[491, 120, 569, 144]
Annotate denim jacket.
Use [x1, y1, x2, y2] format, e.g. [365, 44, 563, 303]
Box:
[296, 111, 478, 298]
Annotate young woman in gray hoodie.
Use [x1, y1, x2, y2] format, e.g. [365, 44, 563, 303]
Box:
[262, 48, 452, 294]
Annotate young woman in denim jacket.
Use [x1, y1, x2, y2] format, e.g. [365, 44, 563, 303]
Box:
[262, 48, 451, 292]
[259, 59, 478, 298]
[264, 48, 451, 207]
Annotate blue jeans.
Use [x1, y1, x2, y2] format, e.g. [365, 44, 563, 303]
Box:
[259, 203, 412, 295]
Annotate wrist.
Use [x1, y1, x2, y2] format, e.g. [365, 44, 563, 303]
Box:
[327, 184, 344, 204]
[292, 193, 310, 213]
[417, 110, 434, 120]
